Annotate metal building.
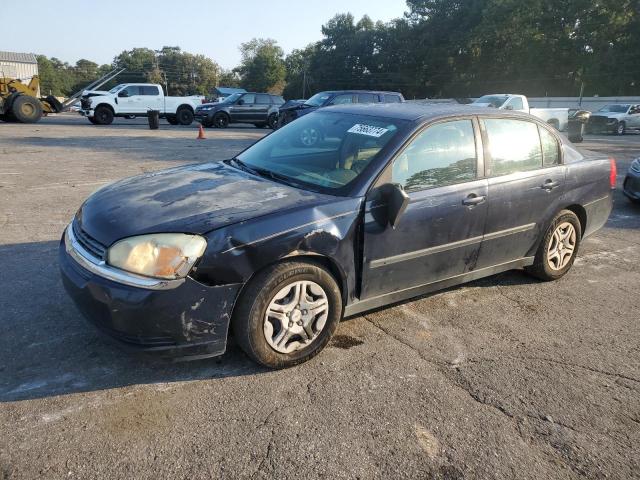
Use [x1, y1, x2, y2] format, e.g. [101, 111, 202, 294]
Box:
[0, 51, 39, 95]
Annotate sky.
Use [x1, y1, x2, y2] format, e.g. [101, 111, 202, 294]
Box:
[1, 0, 408, 70]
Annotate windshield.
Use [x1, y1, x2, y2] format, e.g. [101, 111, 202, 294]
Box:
[598, 104, 629, 113]
[473, 95, 508, 108]
[220, 93, 242, 104]
[235, 111, 406, 192]
[304, 92, 332, 107]
[108, 85, 125, 93]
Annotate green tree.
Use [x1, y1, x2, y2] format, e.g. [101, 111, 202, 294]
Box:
[236, 38, 286, 93]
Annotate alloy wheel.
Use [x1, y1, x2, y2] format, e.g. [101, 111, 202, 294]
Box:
[547, 221, 577, 270]
[263, 280, 329, 354]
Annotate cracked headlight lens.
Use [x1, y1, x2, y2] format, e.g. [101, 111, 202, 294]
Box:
[108, 233, 207, 280]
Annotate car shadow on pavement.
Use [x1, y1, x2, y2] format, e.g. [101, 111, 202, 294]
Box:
[0, 240, 263, 403]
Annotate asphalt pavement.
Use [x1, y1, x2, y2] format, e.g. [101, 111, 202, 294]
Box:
[0, 115, 638, 479]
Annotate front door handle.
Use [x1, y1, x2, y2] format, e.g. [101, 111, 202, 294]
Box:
[541, 179, 560, 190]
[462, 194, 486, 206]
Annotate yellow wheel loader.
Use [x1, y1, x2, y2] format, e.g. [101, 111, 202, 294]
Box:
[0, 75, 63, 123]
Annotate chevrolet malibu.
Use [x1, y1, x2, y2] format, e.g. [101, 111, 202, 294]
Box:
[60, 104, 615, 368]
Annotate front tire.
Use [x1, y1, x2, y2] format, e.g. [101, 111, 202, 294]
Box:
[176, 107, 194, 125]
[213, 112, 229, 128]
[268, 113, 278, 129]
[166, 115, 179, 125]
[88, 116, 99, 125]
[93, 106, 114, 125]
[232, 261, 343, 368]
[11, 95, 43, 123]
[526, 210, 582, 281]
[616, 121, 626, 135]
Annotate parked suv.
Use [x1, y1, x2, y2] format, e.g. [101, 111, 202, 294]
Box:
[194, 92, 284, 128]
[277, 90, 405, 127]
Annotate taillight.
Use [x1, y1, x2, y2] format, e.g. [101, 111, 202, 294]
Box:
[609, 157, 617, 189]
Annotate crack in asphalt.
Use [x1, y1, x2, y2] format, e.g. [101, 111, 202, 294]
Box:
[517, 355, 640, 385]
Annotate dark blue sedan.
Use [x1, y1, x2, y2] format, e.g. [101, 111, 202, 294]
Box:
[60, 103, 614, 368]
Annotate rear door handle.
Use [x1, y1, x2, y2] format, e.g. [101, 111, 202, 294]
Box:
[541, 179, 560, 190]
[462, 194, 486, 206]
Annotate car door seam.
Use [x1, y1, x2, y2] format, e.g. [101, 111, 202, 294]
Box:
[369, 222, 536, 268]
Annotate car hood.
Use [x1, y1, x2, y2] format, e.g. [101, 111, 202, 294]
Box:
[279, 102, 315, 112]
[82, 90, 109, 97]
[592, 112, 625, 120]
[76, 162, 333, 247]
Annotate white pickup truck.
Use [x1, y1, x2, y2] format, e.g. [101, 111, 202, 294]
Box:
[472, 94, 569, 131]
[79, 83, 204, 125]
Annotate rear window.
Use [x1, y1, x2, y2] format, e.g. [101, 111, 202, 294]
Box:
[483, 119, 543, 176]
[384, 94, 402, 103]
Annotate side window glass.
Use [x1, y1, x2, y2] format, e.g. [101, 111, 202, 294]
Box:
[392, 120, 477, 190]
[508, 97, 523, 110]
[124, 86, 140, 96]
[329, 94, 353, 105]
[357, 93, 376, 103]
[484, 119, 542, 176]
[142, 86, 159, 96]
[384, 94, 401, 103]
[256, 94, 271, 104]
[539, 126, 560, 166]
[241, 94, 255, 104]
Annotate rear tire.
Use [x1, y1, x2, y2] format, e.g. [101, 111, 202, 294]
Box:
[526, 210, 582, 281]
[176, 107, 194, 125]
[11, 95, 43, 123]
[232, 261, 343, 368]
[93, 106, 114, 125]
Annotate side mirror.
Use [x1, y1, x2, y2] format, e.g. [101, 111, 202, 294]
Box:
[237, 99, 245, 105]
[118, 90, 129, 98]
[504, 105, 513, 110]
[380, 183, 409, 228]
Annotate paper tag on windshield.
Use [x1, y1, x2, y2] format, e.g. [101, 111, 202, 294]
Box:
[347, 124, 389, 138]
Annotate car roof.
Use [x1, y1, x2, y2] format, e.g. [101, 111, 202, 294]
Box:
[318, 90, 403, 95]
[322, 102, 539, 122]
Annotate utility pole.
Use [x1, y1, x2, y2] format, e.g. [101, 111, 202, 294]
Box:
[578, 81, 585, 107]
[302, 70, 306, 99]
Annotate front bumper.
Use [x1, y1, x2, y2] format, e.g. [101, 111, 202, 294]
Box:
[79, 109, 94, 117]
[194, 111, 214, 123]
[623, 170, 640, 201]
[59, 226, 242, 359]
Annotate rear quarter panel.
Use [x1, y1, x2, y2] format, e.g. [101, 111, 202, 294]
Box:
[561, 146, 613, 237]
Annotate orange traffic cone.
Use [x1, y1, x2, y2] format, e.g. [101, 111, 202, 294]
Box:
[197, 124, 206, 140]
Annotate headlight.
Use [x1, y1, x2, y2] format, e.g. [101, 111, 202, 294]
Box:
[107, 233, 207, 280]
[631, 158, 640, 173]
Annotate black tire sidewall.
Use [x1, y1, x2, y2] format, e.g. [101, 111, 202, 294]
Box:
[12, 96, 43, 123]
[268, 114, 278, 129]
[177, 108, 193, 125]
[531, 210, 582, 281]
[94, 106, 113, 125]
[617, 122, 626, 135]
[213, 112, 229, 128]
[233, 262, 342, 368]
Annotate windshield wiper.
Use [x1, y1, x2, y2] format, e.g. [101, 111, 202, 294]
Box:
[228, 158, 302, 189]
[228, 157, 259, 175]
